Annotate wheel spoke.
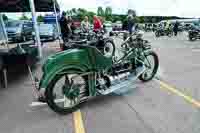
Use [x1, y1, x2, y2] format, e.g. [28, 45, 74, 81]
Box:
[50, 73, 87, 111]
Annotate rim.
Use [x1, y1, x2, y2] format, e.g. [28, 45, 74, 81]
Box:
[52, 74, 87, 109]
[104, 42, 114, 57]
[141, 54, 156, 80]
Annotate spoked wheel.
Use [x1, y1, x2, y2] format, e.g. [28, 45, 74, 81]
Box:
[45, 71, 88, 114]
[139, 51, 159, 82]
[103, 40, 115, 58]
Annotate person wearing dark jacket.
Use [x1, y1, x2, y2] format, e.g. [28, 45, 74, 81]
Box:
[122, 19, 128, 31]
[59, 12, 71, 42]
[127, 15, 135, 34]
[173, 21, 179, 36]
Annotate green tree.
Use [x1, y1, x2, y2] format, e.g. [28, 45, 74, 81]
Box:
[105, 6, 112, 21]
[151, 17, 157, 23]
[66, 10, 72, 16]
[144, 17, 149, 23]
[139, 16, 145, 23]
[71, 8, 77, 16]
[20, 13, 29, 20]
[37, 15, 44, 22]
[76, 8, 88, 21]
[128, 9, 136, 17]
[66, 10, 70, 16]
[112, 15, 121, 23]
[97, 6, 104, 16]
[2, 14, 8, 21]
[135, 16, 140, 23]
[87, 11, 96, 23]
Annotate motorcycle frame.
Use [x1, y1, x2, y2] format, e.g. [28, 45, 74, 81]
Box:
[114, 33, 150, 66]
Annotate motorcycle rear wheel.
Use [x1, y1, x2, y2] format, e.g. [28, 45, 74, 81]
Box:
[45, 71, 89, 114]
[139, 51, 159, 82]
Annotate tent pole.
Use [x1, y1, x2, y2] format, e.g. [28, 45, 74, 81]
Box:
[0, 13, 9, 50]
[29, 0, 42, 58]
[53, 0, 61, 44]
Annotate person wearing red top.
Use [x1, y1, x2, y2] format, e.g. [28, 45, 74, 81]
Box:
[93, 15, 102, 32]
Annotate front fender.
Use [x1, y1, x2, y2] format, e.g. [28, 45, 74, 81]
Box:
[103, 37, 114, 44]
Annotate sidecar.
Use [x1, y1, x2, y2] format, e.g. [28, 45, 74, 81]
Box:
[39, 45, 113, 91]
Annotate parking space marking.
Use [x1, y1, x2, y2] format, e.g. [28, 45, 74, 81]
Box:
[155, 79, 200, 108]
[73, 110, 86, 133]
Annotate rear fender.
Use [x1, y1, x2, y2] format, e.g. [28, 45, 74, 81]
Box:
[39, 65, 97, 97]
[39, 65, 88, 90]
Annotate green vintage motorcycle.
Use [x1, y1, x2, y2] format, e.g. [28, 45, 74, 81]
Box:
[35, 31, 159, 114]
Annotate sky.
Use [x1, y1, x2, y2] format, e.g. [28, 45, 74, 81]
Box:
[5, 0, 200, 19]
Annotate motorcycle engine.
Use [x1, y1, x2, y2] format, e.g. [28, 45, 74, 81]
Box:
[96, 75, 111, 90]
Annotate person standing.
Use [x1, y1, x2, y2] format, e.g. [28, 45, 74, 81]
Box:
[173, 21, 179, 36]
[93, 15, 102, 32]
[127, 14, 135, 34]
[81, 16, 90, 33]
[59, 12, 71, 42]
[123, 10, 136, 40]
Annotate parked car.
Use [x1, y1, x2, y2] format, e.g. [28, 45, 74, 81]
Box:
[188, 24, 200, 41]
[6, 20, 33, 42]
[112, 21, 122, 31]
[104, 21, 112, 33]
[33, 24, 58, 42]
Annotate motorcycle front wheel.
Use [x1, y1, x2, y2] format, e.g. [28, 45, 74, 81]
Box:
[45, 71, 89, 114]
[139, 51, 159, 82]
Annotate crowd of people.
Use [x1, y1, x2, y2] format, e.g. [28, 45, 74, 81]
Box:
[157, 21, 179, 36]
[59, 11, 136, 42]
[59, 12, 105, 42]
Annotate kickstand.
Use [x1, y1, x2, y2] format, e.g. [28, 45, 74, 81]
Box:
[2, 68, 8, 89]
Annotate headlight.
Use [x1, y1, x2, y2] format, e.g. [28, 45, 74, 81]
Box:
[49, 32, 54, 35]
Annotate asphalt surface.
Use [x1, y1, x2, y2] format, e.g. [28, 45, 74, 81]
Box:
[0, 32, 200, 133]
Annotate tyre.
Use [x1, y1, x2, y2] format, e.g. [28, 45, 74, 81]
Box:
[103, 40, 116, 58]
[155, 32, 159, 37]
[189, 36, 193, 41]
[189, 35, 196, 41]
[167, 32, 173, 37]
[139, 51, 159, 82]
[45, 70, 89, 114]
[52, 35, 56, 41]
